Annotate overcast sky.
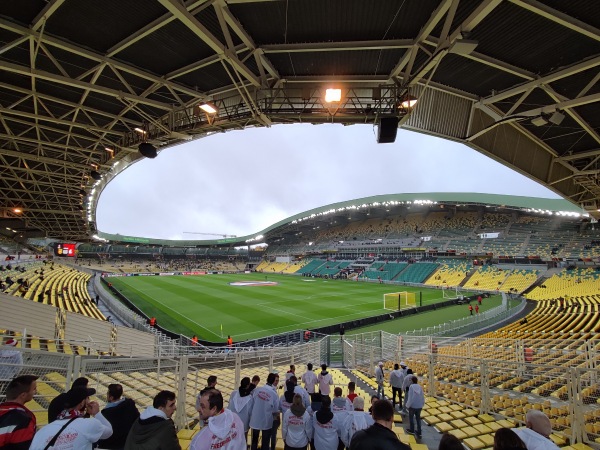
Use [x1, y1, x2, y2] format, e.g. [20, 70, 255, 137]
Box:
[96, 124, 560, 240]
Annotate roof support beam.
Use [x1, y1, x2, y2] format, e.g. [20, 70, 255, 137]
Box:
[31, 0, 66, 31]
[263, 40, 413, 53]
[158, 0, 261, 87]
[510, 0, 600, 42]
[0, 60, 174, 111]
[0, 17, 206, 101]
[483, 56, 600, 104]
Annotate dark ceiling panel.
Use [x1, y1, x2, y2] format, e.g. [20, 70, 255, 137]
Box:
[472, 1, 600, 75]
[44, 0, 168, 53]
[432, 54, 525, 98]
[542, 0, 600, 30]
[0, 1, 47, 26]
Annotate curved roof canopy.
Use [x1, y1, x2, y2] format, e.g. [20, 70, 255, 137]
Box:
[97, 192, 585, 247]
[1, 0, 600, 240]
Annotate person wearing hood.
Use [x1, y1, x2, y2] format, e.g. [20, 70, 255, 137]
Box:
[341, 397, 374, 448]
[97, 384, 140, 450]
[312, 396, 343, 450]
[281, 378, 298, 415]
[30, 387, 112, 450]
[249, 373, 280, 450]
[317, 364, 333, 396]
[282, 394, 312, 450]
[331, 387, 352, 413]
[405, 376, 425, 439]
[47, 376, 90, 423]
[228, 377, 254, 440]
[191, 389, 246, 450]
[124, 390, 180, 450]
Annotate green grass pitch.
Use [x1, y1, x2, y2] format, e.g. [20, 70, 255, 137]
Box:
[106, 273, 503, 342]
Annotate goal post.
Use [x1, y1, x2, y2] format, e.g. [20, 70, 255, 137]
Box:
[383, 291, 416, 311]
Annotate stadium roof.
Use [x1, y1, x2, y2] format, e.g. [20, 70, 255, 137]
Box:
[1, 1, 600, 240]
[97, 192, 584, 247]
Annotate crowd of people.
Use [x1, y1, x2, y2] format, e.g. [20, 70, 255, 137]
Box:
[0, 359, 563, 450]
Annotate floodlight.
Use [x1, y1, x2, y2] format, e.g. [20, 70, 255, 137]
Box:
[13, 208, 22, 214]
[325, 88, 342, 103]
[399, 94, 418, 110]
[531, 116, 548, 127]
[134, 127, 147, 134]
[199, 102, 217, 114]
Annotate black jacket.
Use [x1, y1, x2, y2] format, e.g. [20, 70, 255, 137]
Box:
[349, 423, 411, 450]
[98, 398, 140, 449]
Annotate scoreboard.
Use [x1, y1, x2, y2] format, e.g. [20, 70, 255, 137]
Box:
[54, 243, 76, 257]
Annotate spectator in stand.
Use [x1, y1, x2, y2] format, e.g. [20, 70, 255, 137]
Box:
[513, 410, 560, 450]
[312, 396, 343, 450]
[375, 362, 385, 399]
[0, 375, 38, 450]
[349, 399, 409, 450]
[318, 364, 333, 396]
[331, 387, 352, 412]
[249, 373, 280, 450]
[285, 365, 296, 382]
[48, 377, 90, 423]
[31, 387, 112, 450]
[389, 363, 405, 411]
[228, 377, 254, 441]
[282, 394, 312, 450]
[301, 364, 318, 395]
[97, 383, 140, 450]
[196, 376, 218, 409]
[494, 428, 527, 450]
[124, 390, 180, 450]
[341, 396, 374, 448]
[405, 376, 425, 439]
[438, 433, 463, 450]
[281, 378, 297, 416]
[400, 369, 414, 414]
[347, 382, 358, 404]
[191, 389, 246, 450]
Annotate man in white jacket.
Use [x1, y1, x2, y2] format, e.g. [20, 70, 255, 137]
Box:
[228, 377, 254, 440]
[191, 389, 246, 450]
[317, 364, 333, 396]
[513, 410, 560, 450]
[301, 363, 318, 394]
[388, 363, 405, 410]
[405, 376, 425, 439]
[30, 387, 113, 450]
[249, 373, 280, 450]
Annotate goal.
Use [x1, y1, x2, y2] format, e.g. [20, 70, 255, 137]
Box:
[383, 291, 416, 311]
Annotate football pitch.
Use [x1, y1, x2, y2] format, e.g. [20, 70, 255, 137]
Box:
[106, 273, 495, 341]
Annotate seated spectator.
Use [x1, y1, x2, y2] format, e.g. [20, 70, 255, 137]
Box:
[0, 375, 38, 450]
[97, 383, 140, 450]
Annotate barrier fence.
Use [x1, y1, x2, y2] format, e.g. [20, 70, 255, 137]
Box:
[1, 333, 599, 445]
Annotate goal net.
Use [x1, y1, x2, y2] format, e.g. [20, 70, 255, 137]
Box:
[383, 292, 416, 311]
[442, 286, 464, 300]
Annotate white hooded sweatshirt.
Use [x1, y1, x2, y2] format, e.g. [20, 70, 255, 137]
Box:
[228, 389, 254, 432]
[405, 383, 425, 409]
[190, 409, 246, 450]
[341, 411, 374, 448]
[282, 408, 313, 448]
